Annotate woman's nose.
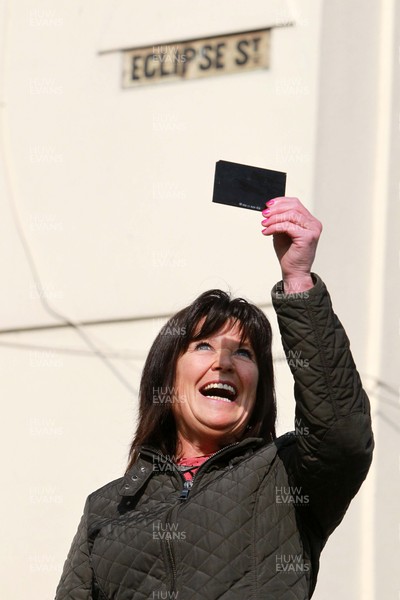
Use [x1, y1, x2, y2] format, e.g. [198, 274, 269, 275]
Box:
[211, 349, 233, 371]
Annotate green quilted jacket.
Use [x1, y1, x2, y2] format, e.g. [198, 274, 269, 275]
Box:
[55, 275, 374, 599]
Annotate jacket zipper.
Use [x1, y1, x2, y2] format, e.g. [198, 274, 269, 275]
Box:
[179, 480, 193, 500]
[138, 448, 183, 594]
[163, 505, 178, 593]
[138, 440, 256, 594]
[178, 441, 239, 501]
[170, 442, 240, 591]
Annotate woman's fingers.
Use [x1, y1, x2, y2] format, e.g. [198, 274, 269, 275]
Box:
[261, 211, 313, 233]
[260, 196, 323, 289]
[261, 197, 322, 238]
[262, 196, 312, 217]
[261, 215, 322, 238]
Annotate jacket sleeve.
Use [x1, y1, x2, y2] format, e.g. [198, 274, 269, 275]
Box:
[55, 497, 94, 600]
[271, 273, 374, 540]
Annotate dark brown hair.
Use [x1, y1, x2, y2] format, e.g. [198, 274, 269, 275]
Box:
[126, 289, 276, 471]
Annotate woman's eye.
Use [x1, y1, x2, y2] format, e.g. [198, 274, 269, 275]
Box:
[235, 348, 253, 359]
[194, 341, 212, 350]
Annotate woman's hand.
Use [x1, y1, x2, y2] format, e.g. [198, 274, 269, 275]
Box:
[261, 197, 323, 294]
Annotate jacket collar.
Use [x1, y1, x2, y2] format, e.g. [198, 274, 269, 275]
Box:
[118, 456, 154, 497]
[119, 437, 267, 497]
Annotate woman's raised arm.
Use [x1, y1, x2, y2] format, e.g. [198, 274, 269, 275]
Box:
[262, 197, 374, 539]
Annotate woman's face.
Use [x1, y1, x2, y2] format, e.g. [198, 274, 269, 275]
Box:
[172, 319, 259, 448]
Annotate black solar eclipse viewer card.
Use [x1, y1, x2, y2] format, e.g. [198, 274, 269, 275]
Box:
[212, 160, 286, 212]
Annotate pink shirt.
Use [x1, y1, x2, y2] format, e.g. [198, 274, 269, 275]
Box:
[176, 455, 213, 481]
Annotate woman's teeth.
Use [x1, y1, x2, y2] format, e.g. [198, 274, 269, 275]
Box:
[201, 382, 237, 401]
[203, 382, 235, 394]
[206, 396, 232, 402]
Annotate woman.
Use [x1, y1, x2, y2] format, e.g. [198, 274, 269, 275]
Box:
[55, 197, 374, 599]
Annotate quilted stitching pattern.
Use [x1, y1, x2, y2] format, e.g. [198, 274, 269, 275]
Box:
[55, 275, 373, 600]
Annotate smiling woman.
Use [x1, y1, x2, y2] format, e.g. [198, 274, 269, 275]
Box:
[127, 289, 276, 469]
[55, 198, 374, 600]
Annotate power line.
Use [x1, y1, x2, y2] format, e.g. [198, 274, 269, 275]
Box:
[0, 339, 145, 361]
[0, 302, 274, 335]
[0, 313, 171, 335]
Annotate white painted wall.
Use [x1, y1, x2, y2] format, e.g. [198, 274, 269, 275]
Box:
[1, 1, 397, 598]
